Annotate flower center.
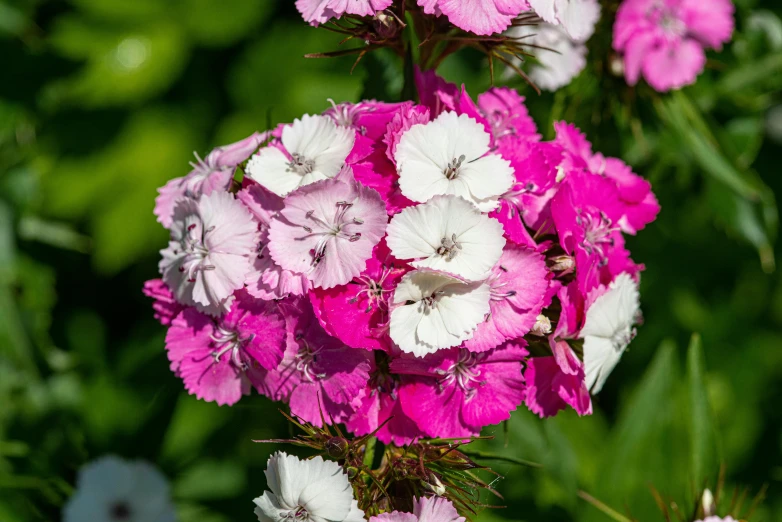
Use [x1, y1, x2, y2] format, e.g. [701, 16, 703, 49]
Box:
[295, 340, 326, 382]
[486, 108, 516, 139]
[183, 151, 217, 196]
[109, 501, 132, 521]
[299, 201, 363, 267]
[444, 154, 466, 180]
[437, 350, 485, 401]
[210, 326, 255, 371]
[280, 506, 310, 521]
[436, 234, 462, 260]
[287, 152, 316, 175]
[177, 222, 215, 283]
[325, 99, 371, 134]
[350, 265, 395, 313]
[488, 265, 517, 301]
[577, 210, 618, 266]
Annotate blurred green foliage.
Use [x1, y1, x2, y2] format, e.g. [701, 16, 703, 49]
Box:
[1, 1, 781, 521]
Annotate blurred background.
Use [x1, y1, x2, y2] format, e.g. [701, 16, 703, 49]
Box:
[1, 1, 781, 521]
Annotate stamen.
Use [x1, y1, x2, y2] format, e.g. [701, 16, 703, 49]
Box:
[444, 154, 466, 180]
[436, 233, 463, 260]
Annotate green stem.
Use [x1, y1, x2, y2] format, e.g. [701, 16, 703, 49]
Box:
[363, 436, 377, 469]
[401, 42, 416, 102]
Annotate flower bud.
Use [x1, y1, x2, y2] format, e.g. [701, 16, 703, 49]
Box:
[548, 254, 575, 272]
[701, 488, 715, 516]
[424, 473, 446, 496]
[325, 437, 349, 459]
[530, 314, 552, 336]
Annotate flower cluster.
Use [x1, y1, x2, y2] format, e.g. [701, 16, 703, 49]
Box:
[145, 70, 658, 441]
[613, 0, 735, 91]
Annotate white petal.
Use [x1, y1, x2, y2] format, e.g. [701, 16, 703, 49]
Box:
[390, 270, 491, 356]
[395, 111, 509, 208]
[554, 0, 601, 42]
[583, 335, 621, 394]
[283, 114, 355, 178]
[388, 196, 505, 281]
[247, 147, 303, 197]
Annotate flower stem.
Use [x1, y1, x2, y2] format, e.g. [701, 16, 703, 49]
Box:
[363, 436, 378, 469]
[401, 41, 416, 102]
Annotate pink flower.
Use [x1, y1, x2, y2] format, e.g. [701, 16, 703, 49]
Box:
[345, 353, 426, 446]
[297, 0, 394, 25]
[142, 279, 184, 326]
[524, 339, 592, 417]
[260, 301, 372, 426]
[465, 245, 550, 352]
[554, 122, 660, 234]
[613, 0, 734, 91]
[238, 184, 311, 300]
[310, 240, 409, 351]
[154, 133, 264, 228]
[393, 342, 528, 438]
[369, 497, 466, 522]
[384, 104, 431, 165]
[351, 151, 415, 215]
[477, 87, 540, 146]
[490, 141, 563, 245]
[420, 0, 531, 36]
[159, 191, 257, 316]
[551, 169, 641, 294]
[267, 178, 388, 290]
[165, 291, 287, 406]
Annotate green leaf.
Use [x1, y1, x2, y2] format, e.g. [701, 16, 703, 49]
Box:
[686, 334, 721, 487]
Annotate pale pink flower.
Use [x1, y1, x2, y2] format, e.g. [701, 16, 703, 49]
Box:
[464, 245, 550, 352]
[267, 178, 387, 290]
[165, 291, 287, 406]
[297, 0, 394, 25]
[420, 0, 531, 36]
[613, 0, 734, 91]
[238, 184, 311, 300]
[393, 342, 528, 438]
[369, 497, 465, 522]
[159, 191, 257, 316]
[154, 132, 264, 228]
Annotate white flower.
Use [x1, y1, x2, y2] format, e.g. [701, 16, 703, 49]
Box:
[254, 452, 364, 522]
[159, 190, 257, 315]
[580, 273, 640, 394]
[63, 455, 176, 522]
[394, 111, 514, 212]
[386, 195, 506, 282]
[506, 23, 587, 91]
[390, 269, 491, 357]
[527, 0, 601, 42]
[247, 114, 355, 197]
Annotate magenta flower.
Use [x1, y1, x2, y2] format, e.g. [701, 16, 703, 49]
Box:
[142, 279, 184, 326]
[165, 291, 287, 406]
[477, 87, 540, 146]
[555, 122, 660, 234]
[393, 342, 528, 438]
[297, 0, 394, 25]
[351, 153, 415, 215]
[524, 342, 592, 418]
[238, 184, 311, 300]
[490, 141, 563, 246]
[369, 497, 466, 522]
[345, 354, 426, 446]
[550, 169, 641, 294]
[260, 301, 372, 426]
[613, 0, 734, 91]
[154, 132, 264, 228]
[464, 245, 550, 352]
[419, 0, 531, 36]
[267, 178, 388, 290]
[159, 191, 258, 316]
[310, 240, 409, 351]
